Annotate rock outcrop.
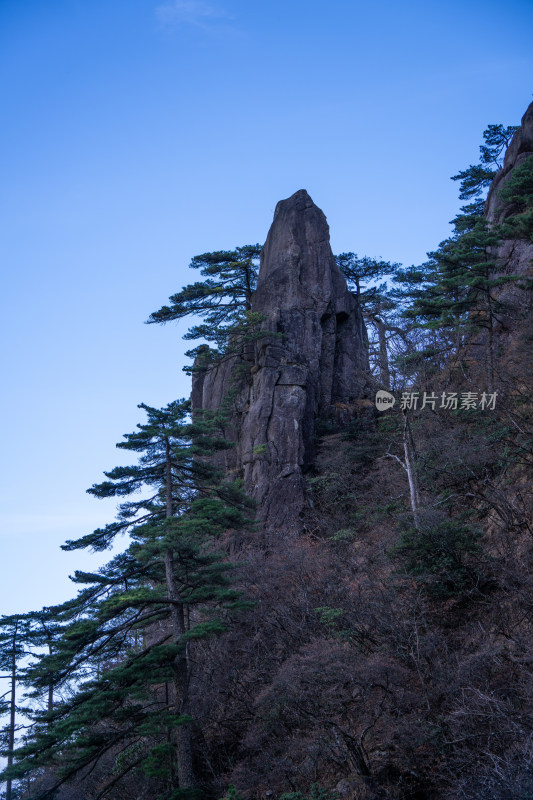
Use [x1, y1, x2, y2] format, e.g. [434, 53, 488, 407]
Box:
[192, 189, 370, 533]
[486, 101, 533, 225]
[460, 99, 533, 394]
[484, 101, 533, 336]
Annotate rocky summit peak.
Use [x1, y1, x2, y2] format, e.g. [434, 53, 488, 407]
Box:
[273, 188, 314, 215]
[255, 190, 347, 315]
[193, 191, 370, 534]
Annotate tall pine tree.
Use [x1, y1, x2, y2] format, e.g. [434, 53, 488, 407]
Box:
[147, 246, 262, 364]
[4, 401, 252, 799]
[398, 122, 522, 389]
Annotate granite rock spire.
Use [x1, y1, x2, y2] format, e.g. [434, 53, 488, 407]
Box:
[192, 189, 370, 533]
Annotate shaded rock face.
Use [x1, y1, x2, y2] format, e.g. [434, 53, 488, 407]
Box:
[486, 101, 533, 225]
[193, 190, 370, 533]
[460, 100, 533, 390]
[484, 101, 533, 333]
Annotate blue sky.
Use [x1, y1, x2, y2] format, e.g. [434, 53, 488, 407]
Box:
[1, 0, 532, 616]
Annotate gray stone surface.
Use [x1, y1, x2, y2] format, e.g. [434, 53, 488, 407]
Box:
[458, 101, 533, 381]
[484, 101, 533, 330]
[485, 101, 533, 225]
[192, 189, 370, 533]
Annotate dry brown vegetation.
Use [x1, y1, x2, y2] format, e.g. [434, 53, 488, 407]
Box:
[175, 322, 533, 800]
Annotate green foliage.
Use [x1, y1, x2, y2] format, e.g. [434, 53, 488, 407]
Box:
[342, 418, 383, 464]
[393, 519, 483, 597]
[3, 400, 253, 797]
[395, 120, 527, 388]
[498, 154, 533, 241]
[147, 245, 262, 359]
[451, 123, 518, 199]
[314, 606, 373, 648]
[401, 219, 505, 341]
[315, 606, 345, 628]
[329, 528, 357, 542]
[281, 783, 339, 800]
[0, 615, 28, 680]
[5, 112, 532, 800]
[113, 741, 144, 775]
[451, 164, 496, 201]
[141, 741, 174, 778]
[335, 252, 399, 314]
[218, 784, 244, 800]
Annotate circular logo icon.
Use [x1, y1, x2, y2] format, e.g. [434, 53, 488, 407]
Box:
[375, 390, 396, 411]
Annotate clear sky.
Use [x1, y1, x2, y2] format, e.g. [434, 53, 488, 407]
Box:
[1, 0, 532, 616]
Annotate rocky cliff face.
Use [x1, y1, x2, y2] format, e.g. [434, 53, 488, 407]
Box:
[463, 101, 533, 393]
[192, 189, 370, 533]
[486, 101, 533, 225]
[485, 101, 533, 326]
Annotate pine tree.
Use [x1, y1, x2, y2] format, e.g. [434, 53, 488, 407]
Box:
[0, 616, 30, 800]
[398, 122, 523, 390]
[498, 154, 533, 243]
[451, 123, 518, 201]
[335, 252, 399, 310]
[147, 246, 262, 364]
[336, 253, 412, 389]
[4, 401, 252, 799]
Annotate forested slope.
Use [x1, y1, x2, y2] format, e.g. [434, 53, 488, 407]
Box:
[1, 102, 532, 800]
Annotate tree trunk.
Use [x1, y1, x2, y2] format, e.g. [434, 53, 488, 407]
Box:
[6, 621, 18, 800]
[47, 650, 54, 715]
[403, 415, 421, 529]
[373, 317, 391, 389]
[164, 438, 195, 790]
[44, 628, 53, 715]
[486, 292, 495, 394]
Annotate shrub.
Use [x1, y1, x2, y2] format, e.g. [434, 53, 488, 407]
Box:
[393, 519, 483, 597]
[281, 783, 339, 800]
